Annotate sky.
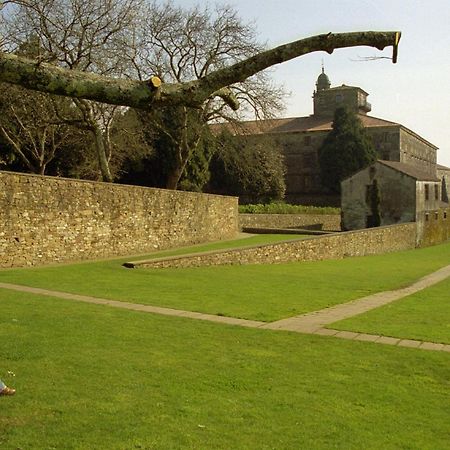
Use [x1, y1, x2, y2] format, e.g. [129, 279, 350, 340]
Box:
[175, 0, 450, 166]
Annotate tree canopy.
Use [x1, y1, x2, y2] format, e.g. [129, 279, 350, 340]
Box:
[318, 107, 378, 194]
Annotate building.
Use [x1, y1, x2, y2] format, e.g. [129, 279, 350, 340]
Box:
[225, 69, 441, 206]
[341, 160, 442, 231]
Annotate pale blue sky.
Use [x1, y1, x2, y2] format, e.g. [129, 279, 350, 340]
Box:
[176, 0, 450, 166]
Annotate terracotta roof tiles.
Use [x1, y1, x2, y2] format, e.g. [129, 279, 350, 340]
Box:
[211, 114, 400, 136]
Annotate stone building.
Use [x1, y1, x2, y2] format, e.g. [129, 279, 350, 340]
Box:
[225, 69, 442, 206]
[341, 160, 442, 231]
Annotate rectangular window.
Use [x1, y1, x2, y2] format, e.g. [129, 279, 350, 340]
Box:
[304, 135, 311, 146]
[425, 184, 429, 201]
[435, 212, 439, 220]
[435, 184, 439, 200]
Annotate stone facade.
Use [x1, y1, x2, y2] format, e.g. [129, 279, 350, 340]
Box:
[239, 213, 341, 231]
[341, 161, 441, 231]
[418, 206, 450, 247]
[132, 223, 417, 269]
[0, 171, 238, 268]
[222, 71, 441, 206]
[437, 164, 450, 202]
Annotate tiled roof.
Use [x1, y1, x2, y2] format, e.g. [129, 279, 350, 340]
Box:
[211, 114, 400, 136]
[377, 160, 439, 181]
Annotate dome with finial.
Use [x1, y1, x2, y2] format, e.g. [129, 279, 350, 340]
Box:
[316, 66, 331, 91]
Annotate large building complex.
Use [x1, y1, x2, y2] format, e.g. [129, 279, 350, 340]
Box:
[227, 69, 445, 206]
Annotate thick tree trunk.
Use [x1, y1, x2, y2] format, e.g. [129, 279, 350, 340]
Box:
[0, 31, 401, 111]
[92, 125, 113, 182]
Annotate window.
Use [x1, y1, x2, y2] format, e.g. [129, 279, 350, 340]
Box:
[425, 184, 429, 201]
[335, 94, 343, 103]
[444, 212, 447, 220]
[304, 135, 311, 146]
[435, 212, 439, 220]
[425, 213, 429, 221]
[435, 184, 439, 200]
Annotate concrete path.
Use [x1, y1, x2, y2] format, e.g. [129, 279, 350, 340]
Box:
[1, 263, 450, 353]
[0, 282, 265, 328]
[262, 264, 450, 333]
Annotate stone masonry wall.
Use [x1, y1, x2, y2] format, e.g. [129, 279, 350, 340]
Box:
[0, 171, 238, 268]
[239, 213, 341, 231]
[136, 223, 417, 269]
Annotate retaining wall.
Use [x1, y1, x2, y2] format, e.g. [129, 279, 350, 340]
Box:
[134, 222, 417, 269]
[239, 213, 341, 231]
[0, 171, 238, 268]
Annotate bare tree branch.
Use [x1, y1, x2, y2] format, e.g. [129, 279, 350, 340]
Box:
[0, 31, 401, 111]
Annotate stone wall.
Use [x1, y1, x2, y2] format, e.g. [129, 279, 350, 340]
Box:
[239, 213, 341, 231]
[0, 171, 238, 268]
[134, 223, 417, 269]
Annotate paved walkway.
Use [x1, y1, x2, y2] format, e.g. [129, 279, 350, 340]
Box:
[1, 263, 450, 353]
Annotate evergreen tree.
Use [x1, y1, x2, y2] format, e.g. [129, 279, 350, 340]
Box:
[366, 179, 381, 227]
[319, 107, 377, 194]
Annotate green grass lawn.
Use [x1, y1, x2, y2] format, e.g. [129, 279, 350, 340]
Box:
[1, 289, 449, 450]
[122, 233, 307, 262]
[1, 242, 450, 322]
[330, 277, 450, 344]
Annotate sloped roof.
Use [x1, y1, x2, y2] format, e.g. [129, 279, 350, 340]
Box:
[211, 114, 399, 136]
[378, 160, 439, 181]
[437, 164, 450, 172]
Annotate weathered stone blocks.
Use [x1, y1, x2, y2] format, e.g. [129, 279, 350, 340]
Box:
[0, 171, 238, 267]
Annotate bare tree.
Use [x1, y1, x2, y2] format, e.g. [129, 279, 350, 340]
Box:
[0, 83, 74, 174]
[0, 2, 401, 186]
[0, 30, 401, 111]
[1, 0, 142, 181]
[125, 2, 287, 189]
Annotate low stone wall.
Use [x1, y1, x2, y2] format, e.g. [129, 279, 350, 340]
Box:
[0, 171, 238, 268]
[239, 213, 341, 231]
[133, 223, 417, 269]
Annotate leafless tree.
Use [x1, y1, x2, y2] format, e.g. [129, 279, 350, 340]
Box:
[121, 2, 287, 188]
[1, 0, 142, 181]
[0, 83, 74, 174]
[0, 1, 401, 186]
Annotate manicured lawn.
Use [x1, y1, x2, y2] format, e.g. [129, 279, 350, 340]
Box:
[1, 289, 449, 449]
[1, 242, 450, 322]
[123, 233, 308, 261]
[121, 234, 311, 261]
[330, 277, 450, 344]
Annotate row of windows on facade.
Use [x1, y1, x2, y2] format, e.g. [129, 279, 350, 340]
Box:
[425, 210, 447, 221]
[424, 184, 440, 201]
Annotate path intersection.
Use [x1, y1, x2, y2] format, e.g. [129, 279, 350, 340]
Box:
[1, 263, 450, 353]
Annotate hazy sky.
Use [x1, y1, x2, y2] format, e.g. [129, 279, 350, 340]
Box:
[175, 0, 450, 166]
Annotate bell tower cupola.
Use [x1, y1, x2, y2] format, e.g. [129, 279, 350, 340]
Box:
[316, 66, 331, 91]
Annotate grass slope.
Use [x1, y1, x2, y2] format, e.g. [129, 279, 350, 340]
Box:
[1, 242, 449, 322]
[331, 277, 450, 344]
[0, 243, 450, 321]
[1, 289, 449, 449]
[122, 233, 307, 261]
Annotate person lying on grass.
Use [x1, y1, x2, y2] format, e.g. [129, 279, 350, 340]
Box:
[0, 379, 15, 396]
